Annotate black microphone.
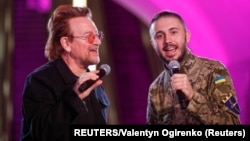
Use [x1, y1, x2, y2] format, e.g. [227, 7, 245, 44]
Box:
[78, 64, 111, 92]
[168, 60, 188, 109]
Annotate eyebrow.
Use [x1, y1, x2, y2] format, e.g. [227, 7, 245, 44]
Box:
[155, 27, 180, 33]
[168, 27, 179, 31]
[81, 31, 92, 35]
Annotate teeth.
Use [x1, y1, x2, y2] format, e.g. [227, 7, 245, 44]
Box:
[167, 47, 175, 51]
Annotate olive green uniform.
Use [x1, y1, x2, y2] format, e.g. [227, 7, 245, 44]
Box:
[146, 49, 241, 124]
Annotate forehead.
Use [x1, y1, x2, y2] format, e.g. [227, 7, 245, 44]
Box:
[68, 17, 97, 34]
[151, 16, 184, 32]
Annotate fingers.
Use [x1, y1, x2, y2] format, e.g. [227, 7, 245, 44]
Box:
[170, 74, 194, 100]
[171, 74, 188, 90]
[78, 70, 100, 84]
[73, 70, 102, 100]
[78, 79, 103, 100]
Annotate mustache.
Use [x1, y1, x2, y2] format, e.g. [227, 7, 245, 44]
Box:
[163, 43, 178, 51]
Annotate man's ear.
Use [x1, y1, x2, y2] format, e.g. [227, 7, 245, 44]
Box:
[60, 36, 71, 53]
[150, 39, 154, 49]
[185, 29, 191, 42]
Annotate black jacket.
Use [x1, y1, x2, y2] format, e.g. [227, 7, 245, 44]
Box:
[21, 58, 110, 141]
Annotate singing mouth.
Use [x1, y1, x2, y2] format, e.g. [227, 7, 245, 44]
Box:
[163, 45, 178, 52]
[162, 45, 178, 58]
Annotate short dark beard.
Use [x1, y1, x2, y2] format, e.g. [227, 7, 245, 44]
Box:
[177, 47, 187, 63]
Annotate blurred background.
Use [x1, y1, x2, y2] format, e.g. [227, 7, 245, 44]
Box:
[1, 0, 250, 140]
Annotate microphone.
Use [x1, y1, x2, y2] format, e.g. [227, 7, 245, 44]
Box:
[78, 64, 111, 92]
[168, 60, 188, 109]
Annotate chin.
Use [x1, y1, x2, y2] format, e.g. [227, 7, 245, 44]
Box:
[168, 56, 179, 61]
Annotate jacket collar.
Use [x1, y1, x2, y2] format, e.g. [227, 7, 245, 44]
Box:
[164, 48, 196, 74]
[54, 58, 78, 84]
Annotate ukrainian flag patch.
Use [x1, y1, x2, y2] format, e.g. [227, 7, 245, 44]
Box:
[214, 76, 226, 84]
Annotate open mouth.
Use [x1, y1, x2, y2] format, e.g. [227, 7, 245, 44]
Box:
[163, 46, 178, 56]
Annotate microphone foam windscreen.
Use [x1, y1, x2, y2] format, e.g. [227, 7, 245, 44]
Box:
[100, 64, 111, 76]
[168, 60, 180, 69]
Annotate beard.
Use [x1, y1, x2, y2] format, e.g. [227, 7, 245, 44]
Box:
[176, 46, 187, 63]
[160, 43, 187, 64]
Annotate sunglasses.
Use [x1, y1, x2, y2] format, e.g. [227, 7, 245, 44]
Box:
[71, 31, 104, 44]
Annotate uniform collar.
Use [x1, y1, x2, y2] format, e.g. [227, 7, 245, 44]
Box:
[164, 48, 196, 73]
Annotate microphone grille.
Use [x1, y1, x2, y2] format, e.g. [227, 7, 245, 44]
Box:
[100, 64, 111, 75]
[168, 60, 180, 69]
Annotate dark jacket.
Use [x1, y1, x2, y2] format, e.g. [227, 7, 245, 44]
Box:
[21, 58, 110, 141]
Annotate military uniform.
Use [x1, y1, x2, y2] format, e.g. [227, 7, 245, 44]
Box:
[146, 49, 241, 125]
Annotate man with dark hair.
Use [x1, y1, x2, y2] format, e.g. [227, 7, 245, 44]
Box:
[146, 10, 241, 125]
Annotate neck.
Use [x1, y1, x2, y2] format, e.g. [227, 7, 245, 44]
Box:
[61, 55, 87, 77]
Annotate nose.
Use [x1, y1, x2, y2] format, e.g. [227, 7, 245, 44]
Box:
[165, 33, 172, 44]
[93, 36, 102, 45]
[92, 32, 103, 45]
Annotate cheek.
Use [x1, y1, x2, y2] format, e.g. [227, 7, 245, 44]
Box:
[75, 41, 88, 50]
[176, 36, 187, 46]
[155, 40, 164, 48]
[72, 43, 87, 55]
[155, 42, 163, 51]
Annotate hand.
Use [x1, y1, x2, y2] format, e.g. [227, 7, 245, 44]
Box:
[170, 73, 194, 100]
[73, 70, 103, 100]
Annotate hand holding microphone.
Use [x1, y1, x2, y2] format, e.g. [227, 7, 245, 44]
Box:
[168, 60, 194, 109]
[73, 64, 111, 100]
[78, 64, 111, 92]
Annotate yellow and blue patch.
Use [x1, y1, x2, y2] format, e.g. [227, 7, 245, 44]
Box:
[214, 76, 226, 84]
